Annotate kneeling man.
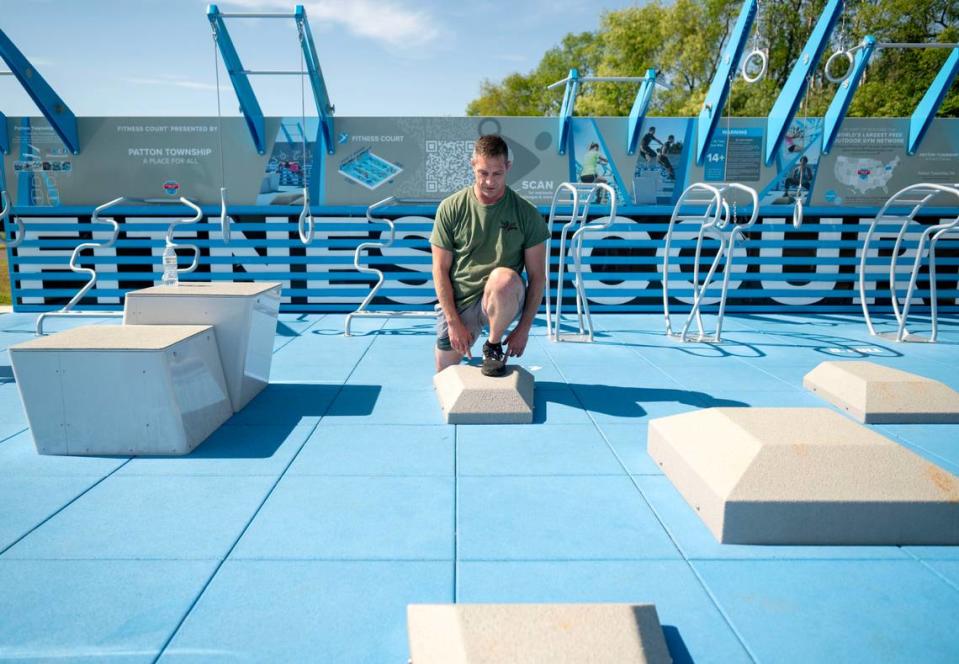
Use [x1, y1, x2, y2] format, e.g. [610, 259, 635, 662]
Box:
[431, 135, 549, 376]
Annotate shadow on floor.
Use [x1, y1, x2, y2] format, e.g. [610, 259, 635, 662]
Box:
[536, 382, 747, 421]
[662, 625, 695, 664]
[228, 383, 381, 428]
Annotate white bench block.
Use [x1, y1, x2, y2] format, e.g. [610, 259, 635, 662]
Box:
[433, 365, 534, 424]
[804, 360, 959, 423]
[10, 325, 232, 456]
[648, 407, 959, 544]
[124, 282, 282, 412]
[407, 604, 671, 664]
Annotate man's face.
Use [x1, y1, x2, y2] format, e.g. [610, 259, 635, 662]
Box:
[472, 153, 510, 204]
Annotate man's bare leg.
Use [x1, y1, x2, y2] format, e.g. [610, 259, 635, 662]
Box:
[435, 347, 464, 373]
[482, 267, 524, 344]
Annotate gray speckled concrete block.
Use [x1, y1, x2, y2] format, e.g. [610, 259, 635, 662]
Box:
[433, 365, 534, 424]
[803, 360, 959, 423]
[648, 407, 959, 545]
[407, 604, 671, 664]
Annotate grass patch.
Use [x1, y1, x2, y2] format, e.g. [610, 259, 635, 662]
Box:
[0, 239, 9, 306]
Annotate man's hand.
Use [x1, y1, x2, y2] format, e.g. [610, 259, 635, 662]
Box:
[504, 325, 530, 357]
[447, 318, 474, 358]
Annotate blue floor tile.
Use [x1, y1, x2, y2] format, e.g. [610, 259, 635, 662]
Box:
[159, 560, 451, 663]
[694, 559, 959, 664]
[0, 382, 28, 441]
[116, 424, 315, 476]
[636, 476, 909, 560]
[226, 383, 351, 426]
[530, 385, 595, 424]
[457, 424, 623, 476]
[326, 388, 443, 425]
[0, 476, 104, 553]
[597, 422, 662, 475]
[232, 476, 454, 560]
[5, 476, 273, 560]
[0, 559, 215, 663]
[456, 560, 750, 664]
[0, 430, 128, 477]
[288, 424, 453, 476]
[882, 424, 959, 473]
[457, 476, 680, 561]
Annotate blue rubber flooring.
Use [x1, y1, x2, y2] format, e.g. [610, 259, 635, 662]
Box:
[1, 310, 958, 662]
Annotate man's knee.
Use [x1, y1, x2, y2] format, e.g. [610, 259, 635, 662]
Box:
[484, 267, 522, 298]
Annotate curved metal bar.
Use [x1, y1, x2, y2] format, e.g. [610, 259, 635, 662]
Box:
[662, 183, 724, 338]
[546, 182, 595, 341]
[297, 186, 314, 245]
[218, 187, 232, 245]
[164, 197, 203, 276]
[36, 196, 126, 335]
[858, 182, 959, 340]
[344, 196, 440, 336]
[1, 189, 25, 248]
[567, 182, 617, 341]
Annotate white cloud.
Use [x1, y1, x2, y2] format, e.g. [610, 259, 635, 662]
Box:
[220, 0, 440, 49]
[125, 76, 218, 92]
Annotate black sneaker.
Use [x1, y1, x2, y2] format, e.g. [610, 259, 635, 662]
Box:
[481, 341, 507, 377]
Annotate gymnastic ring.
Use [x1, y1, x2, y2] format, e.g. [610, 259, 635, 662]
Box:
[825, 50, 854, 84]
[742, 49, 768, 83]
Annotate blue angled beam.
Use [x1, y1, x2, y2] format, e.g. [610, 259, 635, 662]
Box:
[208, 4, 266, 155]
[696, 0, 757, 166]
[557, 68, 579, 155]
[908, 45, 959, 155]
[295, 5, 335, 155]
[822, 36, 876, 154]
[627, 69, 658, 155]
[764, 0, 844, 165]
[0, 110, 8, 154]
[0, 27, 80, 154]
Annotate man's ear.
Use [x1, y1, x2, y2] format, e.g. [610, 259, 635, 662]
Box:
[505, 160, 512, 171]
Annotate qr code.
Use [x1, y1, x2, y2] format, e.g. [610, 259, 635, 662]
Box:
[425, 140, 474, 193]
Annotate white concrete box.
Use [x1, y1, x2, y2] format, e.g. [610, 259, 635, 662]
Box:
[123, 282, 282, 412]
[9, 325, 232, 456]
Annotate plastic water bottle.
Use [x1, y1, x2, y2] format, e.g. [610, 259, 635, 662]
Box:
[161, 243, 178, 287]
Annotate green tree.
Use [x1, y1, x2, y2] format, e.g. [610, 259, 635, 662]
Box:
[466, 0, 959, 119]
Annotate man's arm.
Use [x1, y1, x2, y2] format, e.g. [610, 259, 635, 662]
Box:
[431, 244, 473, 356]
[504, 241, 547, 357]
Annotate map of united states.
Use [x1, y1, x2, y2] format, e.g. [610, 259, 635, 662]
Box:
[834, 156, 900, 194]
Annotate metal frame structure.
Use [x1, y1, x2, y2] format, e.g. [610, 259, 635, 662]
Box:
[548, 70, 665, 156]
[544, 182, 617, 342]
[858, 183, 959, 343]
[823, 38, 959, 154]
[344, 196, 439, 336]
[35, 197, 203, 335]
[663, 182, 759, 342]
[0, 27, 80, 155]
[207, 4, 334, 156]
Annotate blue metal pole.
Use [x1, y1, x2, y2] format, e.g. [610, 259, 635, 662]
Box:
[295, 5, 335, 155]
[908, 46, 959, 155]
[822, 36, 876, 154]
[557, 68, 579, 155]
[696, 0, 758, 166]
[764, 0, 844, 165]
[627, 69, 658, 155]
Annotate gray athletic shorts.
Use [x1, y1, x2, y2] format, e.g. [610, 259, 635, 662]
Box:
[435, 288, 526, 352]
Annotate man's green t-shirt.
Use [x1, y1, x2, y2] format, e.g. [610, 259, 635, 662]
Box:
[430, 185, 549, 309]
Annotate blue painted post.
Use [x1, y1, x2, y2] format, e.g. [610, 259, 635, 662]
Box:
[0, 28, 80, 154]
[295, 5, 335, 155]
[208, 4, 267, 155]
[764, 0, 844, 165]
[557, 68, 579, 155]
[0, 110, 8, 154]
[627, 69, 658, 155]
[822, 36, 876, 154]
[908, 46, 959, 155]
[696, 0, 758, 166]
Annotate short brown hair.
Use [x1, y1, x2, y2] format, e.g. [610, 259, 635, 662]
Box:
[473, 134, 509, 161]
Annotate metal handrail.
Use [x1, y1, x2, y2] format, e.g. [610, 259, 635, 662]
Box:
[165, 197, 203, 276]
[2, 189, 25, 248]
[858, 182, 959, 342]
[544, 182, 617, 342]
[218, 187, 232, 245]
[663, 183, 758, 342]
[35, 196, 126, 335]
[344, 196, 439, 336]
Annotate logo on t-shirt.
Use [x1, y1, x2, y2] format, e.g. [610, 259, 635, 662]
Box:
[499, 219, 519, 232]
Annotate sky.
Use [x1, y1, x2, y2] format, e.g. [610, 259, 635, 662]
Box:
[0, 0, 642, 118]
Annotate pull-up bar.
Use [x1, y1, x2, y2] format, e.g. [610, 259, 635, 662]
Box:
[823, 37, 959, 155]
[207, 4, 335, 155]
[548, 69, 666, 156]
